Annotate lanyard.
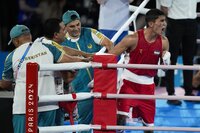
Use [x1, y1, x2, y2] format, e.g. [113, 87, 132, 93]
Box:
[15, 43, 32, 79]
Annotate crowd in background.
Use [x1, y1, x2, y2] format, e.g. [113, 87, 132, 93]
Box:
[0, 0, 100, 51]
[0, 0, 160, 51]
[1, 0, 200, 52]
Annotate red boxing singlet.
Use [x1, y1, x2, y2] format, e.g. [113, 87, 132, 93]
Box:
[128, 29, 162, 77]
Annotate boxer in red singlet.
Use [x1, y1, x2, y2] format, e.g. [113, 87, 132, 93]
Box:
[109, 9, 170, 133]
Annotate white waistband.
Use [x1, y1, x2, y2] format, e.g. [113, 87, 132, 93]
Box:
[121, 69, 154, 85]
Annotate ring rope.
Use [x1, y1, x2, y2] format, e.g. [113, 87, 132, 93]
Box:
[38, 92, 200, 103]
[28, 59, 200, 132]
[39, 62, 91, 71]
[104, 63, 200, 70]
[98, 125, 200, 132]
[38, 124, 200, 132]
[38, 93, 93, 103]
[129, 5, 150, 14]
[38, 124, 91, 132]
[39, 62, 200, 71]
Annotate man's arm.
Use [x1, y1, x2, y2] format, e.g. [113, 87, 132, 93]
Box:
[0, 80, 13, 90]
[100, 36, 114, 52]
[47, 38, 94, 58]
[109, 33, 137, 56]
[161, 36, 170, 65]
[1, 52, 14, 90]
[63, 46, 94, 58]
[193, 71, 200, 88]
[58, 53, 92, 63]
[91, 29, 114, 52]
[61, 70, 77, 84]
[162, 36, 169, 52]
[43, 41, 92, 63]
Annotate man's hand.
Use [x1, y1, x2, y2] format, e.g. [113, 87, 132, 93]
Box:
[193, 71, 200, 88]
[0, 80, 13, 91]
[85, 53, 94, 58]
[81, 57, 93, 62]
[61, 70, 78, 84]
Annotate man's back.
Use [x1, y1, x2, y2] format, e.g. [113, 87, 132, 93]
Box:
[3, 40, 62, 114]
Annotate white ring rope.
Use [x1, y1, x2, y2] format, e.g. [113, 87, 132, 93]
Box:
[38, 124, 91, 133]
[97, 125, 200, 132]
[38, 124, 200, 132]
[38, 92, 200, 103]
[39, 62, 91, 71]
[94, 125, 200, 132]
[105, 63, 200, 70]
[103, 93, 200, 101]
[129, 5, 150, 14]
[38, 62, 200, 71]
[38, 93, 93, 103]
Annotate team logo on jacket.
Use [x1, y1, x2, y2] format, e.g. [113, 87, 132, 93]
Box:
[154, 50, 160, 55]
[87, 44, 92, 49]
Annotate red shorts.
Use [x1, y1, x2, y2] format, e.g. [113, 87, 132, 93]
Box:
[117, 79, 155, 124]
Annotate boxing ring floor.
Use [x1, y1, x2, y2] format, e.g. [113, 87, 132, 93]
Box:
[125, 87, 200, 133]
[64, 87, 200, 133]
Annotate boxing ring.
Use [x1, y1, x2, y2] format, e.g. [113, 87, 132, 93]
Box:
[26, 55, 200, 133]
[25, 0, 200, 132]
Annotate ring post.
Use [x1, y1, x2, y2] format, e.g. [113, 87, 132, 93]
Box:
[93, 54, 117, 133]
[26, 62, 39, 133]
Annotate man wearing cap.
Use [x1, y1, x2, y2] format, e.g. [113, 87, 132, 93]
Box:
[0, 24, 91, 133]
[61, 10, 113, 131]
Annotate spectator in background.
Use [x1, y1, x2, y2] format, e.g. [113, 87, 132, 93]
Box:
[159, 0, 200, 105]
[97, 0, 133, 44]
[38, 0, 66, 23]
[18, 0, 43, 39]
[18, 0, 66, 40]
